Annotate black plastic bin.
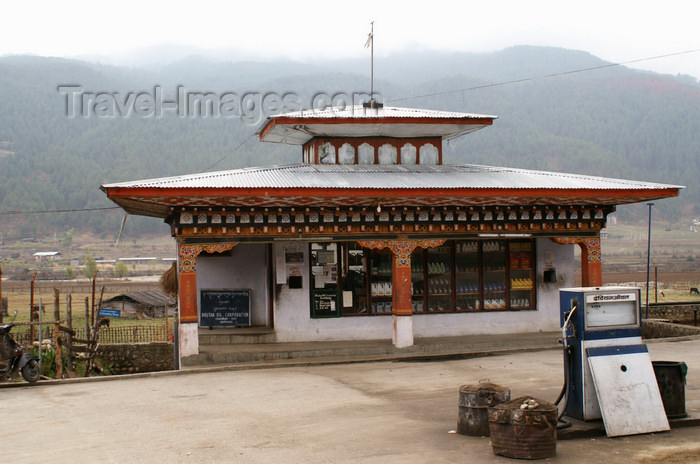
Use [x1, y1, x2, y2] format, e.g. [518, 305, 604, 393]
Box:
[652, 361, 688, 419]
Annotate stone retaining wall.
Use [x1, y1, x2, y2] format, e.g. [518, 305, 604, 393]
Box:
[647, 303, 700, 323]
[642, 320, 700, 339]
[97, 342, 174, 374]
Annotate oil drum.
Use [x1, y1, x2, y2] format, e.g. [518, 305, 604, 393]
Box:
[488, 396, 557, 459]
[457, 382, 510, 436]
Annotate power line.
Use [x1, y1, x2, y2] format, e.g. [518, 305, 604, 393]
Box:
[0, 206, 120, 215]
[203, 132, 257, 171]
[387, 48, 700, 104]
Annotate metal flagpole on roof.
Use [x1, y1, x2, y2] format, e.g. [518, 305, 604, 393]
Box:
[364, 21, 375, 106]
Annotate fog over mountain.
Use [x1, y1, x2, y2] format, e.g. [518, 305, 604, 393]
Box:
[0, 45, 697, 239]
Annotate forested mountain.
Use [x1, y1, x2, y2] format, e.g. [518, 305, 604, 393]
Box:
[0, 46, 697, 240]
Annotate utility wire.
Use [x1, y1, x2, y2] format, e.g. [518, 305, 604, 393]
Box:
[203, 132, 257, 172]
[387, 48, 700, 104]
[0, 206, 120, 215]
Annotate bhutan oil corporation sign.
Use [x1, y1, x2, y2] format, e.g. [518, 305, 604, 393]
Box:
[200, 289, 251, 327]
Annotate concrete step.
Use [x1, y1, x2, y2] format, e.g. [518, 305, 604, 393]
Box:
[198, 327, 277, 345]
[180, 332, 561, 367]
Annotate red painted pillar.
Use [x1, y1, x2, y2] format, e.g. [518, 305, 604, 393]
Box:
[390, 245, 414, 348]
[177, 243, 199, 323]
[580, 238, 602, 287]
[392, 250, 413, 316]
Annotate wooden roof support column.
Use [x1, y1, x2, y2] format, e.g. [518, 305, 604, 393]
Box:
[551, 236, 602, 287]
[176, 240, 239, 358]
[357, 236, 446, 348]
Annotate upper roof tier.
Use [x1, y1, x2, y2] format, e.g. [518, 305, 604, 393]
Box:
[256, 105, 498, 145]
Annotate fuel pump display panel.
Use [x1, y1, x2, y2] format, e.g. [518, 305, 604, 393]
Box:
[584, 292, 638, 329]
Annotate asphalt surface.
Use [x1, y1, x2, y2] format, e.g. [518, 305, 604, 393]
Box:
[1, 338, 699, 464]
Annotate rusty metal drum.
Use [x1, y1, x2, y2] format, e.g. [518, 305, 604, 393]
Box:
[488, 396, 557, 459]
[457, 382, 511, 436]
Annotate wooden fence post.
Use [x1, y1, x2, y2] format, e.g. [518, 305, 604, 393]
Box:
[85, 297, 89, 339]
[91, 275, 96, 326]
[66, 294, 74, 375]
[30, 273, 37, 344]
[53, 288, 63, 379]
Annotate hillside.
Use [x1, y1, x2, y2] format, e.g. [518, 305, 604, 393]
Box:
[0, 46, 697, 240]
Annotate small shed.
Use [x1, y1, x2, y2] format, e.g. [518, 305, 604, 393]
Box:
[102, 290, 176, 319]
[33, 251, 60, 262]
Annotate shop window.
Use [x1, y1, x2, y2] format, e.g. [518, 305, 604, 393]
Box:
[368, 251, 393, 314]
[311, 239, 536, 318]
[426, 243, 453, 312]
[340, 243, 368, 315]
[310, 243, 339, 318]
[454, 240, 480, 310]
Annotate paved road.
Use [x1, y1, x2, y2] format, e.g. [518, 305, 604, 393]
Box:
[2, 338, 699, 464]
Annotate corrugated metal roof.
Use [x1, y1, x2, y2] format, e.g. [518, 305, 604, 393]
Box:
[265, 105, 498, 120]
[256, 105, 498, 144]
[102, 163, 683, 192]
[104, 290, 176, 308]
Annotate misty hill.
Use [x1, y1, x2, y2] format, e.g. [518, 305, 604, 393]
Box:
[0, 46, 697, 240]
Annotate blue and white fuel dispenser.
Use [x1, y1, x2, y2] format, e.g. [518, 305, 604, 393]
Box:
[559, 286, 669, 436]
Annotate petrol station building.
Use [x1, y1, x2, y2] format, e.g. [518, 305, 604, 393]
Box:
[101, 103, 681, 361]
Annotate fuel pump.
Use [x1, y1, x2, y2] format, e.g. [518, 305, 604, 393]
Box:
[557, 286, 669, 436]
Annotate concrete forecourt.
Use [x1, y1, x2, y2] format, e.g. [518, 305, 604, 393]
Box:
[2, 337, 699, 464]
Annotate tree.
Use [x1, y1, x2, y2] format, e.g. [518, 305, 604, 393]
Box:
[61, 229, 73, 248]
[65, 266, 75, 278]
[114, 261, 128, 278]
[83, 254, 98, 279]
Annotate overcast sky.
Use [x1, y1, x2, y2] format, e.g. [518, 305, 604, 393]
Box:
[2, 0, 699, 79]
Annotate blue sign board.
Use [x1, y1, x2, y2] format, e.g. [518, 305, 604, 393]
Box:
[99, 308, 121, 318]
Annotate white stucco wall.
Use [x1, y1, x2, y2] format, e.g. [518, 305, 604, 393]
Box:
[272, 239, 576, 342]
[196, 244, 270, 327]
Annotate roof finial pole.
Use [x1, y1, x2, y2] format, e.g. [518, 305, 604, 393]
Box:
[364, 21, 376, 108]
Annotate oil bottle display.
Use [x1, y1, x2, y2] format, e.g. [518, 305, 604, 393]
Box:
[509, 241, 534, 309]
[348, 239, 535, 316]
[482, 240, 507, 310]
[426, 244, 452, 312]
[369, 251, 393, 314]
[455, 240, 480, 311]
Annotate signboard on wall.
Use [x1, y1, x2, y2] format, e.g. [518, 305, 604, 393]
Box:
[312, 288, 340, 318]
[200, 289, 251, 327]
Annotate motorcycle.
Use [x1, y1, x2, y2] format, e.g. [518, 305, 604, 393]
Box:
[0, 311, 41, 384]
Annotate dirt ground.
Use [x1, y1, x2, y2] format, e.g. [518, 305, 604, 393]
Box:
[2, 338, 699, 464]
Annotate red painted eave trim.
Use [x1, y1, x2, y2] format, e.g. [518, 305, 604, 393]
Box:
[258, 116, 494, 141]
[103, 186, 680, 202]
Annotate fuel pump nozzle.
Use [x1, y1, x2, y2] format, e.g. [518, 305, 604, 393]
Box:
[555, 302, 577, 425]
[561, 302, 577, 347]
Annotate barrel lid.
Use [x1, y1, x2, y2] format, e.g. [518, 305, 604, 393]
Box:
[492, 396, 557, 412]
[459, 382, 510, 394]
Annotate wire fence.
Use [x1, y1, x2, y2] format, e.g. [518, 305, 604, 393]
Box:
[13, 324, 172, 346]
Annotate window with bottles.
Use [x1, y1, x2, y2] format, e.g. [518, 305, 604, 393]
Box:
[311, 239, 536, 318]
